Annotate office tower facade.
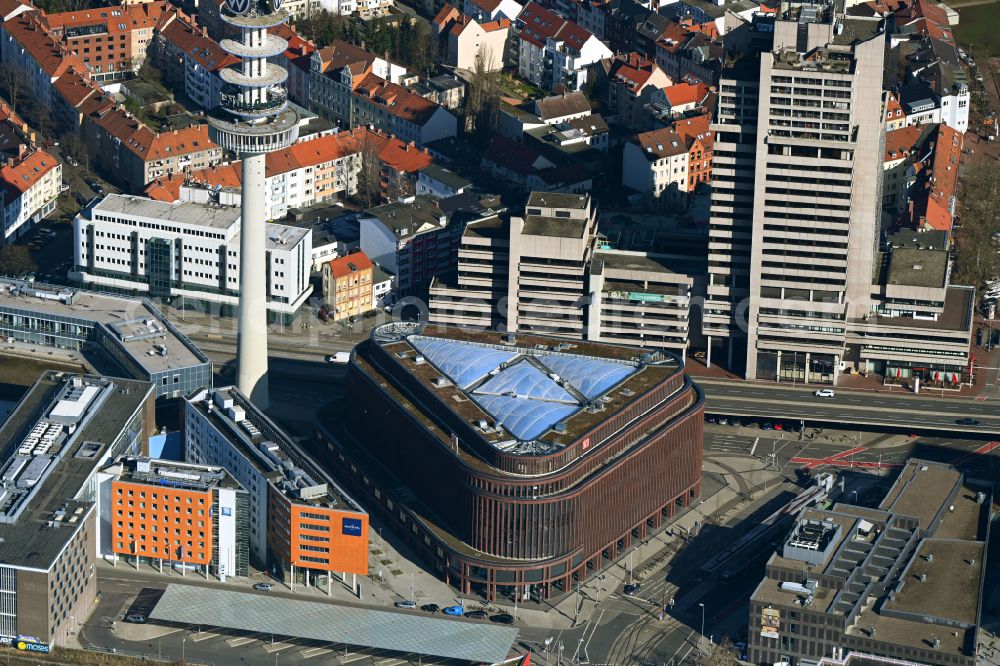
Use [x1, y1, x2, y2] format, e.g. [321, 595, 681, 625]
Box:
[208, 0, 299, 408]
[705, 6, 886, 383]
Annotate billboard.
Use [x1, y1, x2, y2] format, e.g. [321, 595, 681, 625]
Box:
[760, 607, 780, 639]
[342, 517, 363, 536]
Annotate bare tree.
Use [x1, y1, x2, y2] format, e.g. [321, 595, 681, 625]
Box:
[0, 65, 25, 115]
[464, 46, 503, 142]
[0, 245, 37, 278]
[355, 131, 384, 209]
[955, 163, 1000, 289]
[695, 636, 737, 666]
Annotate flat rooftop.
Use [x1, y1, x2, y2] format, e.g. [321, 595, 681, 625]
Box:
[864, 285, 973, 333]
[367, 324, 680, 456]
[887, 247, 948, 289]
[755, 459, 989, 661]
[0, 280, 207, 375]
[186, 387, 364, 513]
[115, 457, 243, 493]
[527, 192, 590, 210]
[886, 538, 984, 625]
[91, 194, 241, 231]
[521, 215, 587, 239]
[0, 373, 152, 569]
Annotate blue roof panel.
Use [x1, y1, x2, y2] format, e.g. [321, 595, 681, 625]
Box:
[473, 394, 579, 441]
[474, 361, 575, 402]
[538, 355, 636, 400]
[409, 338, 518, 389]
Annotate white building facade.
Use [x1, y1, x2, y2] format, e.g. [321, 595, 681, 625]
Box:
[72, 194, 312, 322]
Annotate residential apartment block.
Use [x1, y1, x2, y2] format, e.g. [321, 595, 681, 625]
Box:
[322, 251, 374, 321]
[145, 127, 432, 217]
[73, 194, 312, 322]
[433, 5, 510, 72]
[0, 147, 62, 244]
[155, 14, 239, 111]
[0, 372, 154, 648]
[515, 1, 612, 91]
[621, 114, 712, 201]
[595, 52, 673, 131]
[308, 40, 407, 127]
[184, 387, 369, 586]
[43, 1, 172, 81]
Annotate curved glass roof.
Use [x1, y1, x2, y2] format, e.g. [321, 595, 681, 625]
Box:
[473, 395, 580, 441]
[539, 355, 636, 400]
[474, 361, 576, 402]
[410, 338, 517, 389]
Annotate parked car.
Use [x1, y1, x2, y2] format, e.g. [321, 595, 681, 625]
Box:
[421, 604, 440, 613]
[717, 416, 729, 426]
[253, 582, 272, 591]
[394, 600, 417, 609]
[325, 351, 350, 364]
[490, 614, 514, 624]
[956, 418, 980, 426]
[464, 610, 488, 619]
[761, 422, 774, 431]
[623, 583, 641, 596]
[124, 614, 146, 624]
[814, 389, 835, 398]
[443, 606, 464, 616]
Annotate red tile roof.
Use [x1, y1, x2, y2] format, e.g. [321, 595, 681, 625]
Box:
[516, 1, 563, 48]
[673, 113, 713, 150]
[53, 69, 101, 108]
[0, 148, 58, 197]
[884, 125, 923, 162]
[145, 127, 428, 200]
[923, 123, 961, 231]
[354, 74, 442, 126]
[483, 134, 544, 175]
[160, 15, 239, 72]
[433, 2, 460, 31]
[328, 251, 373, 279]
[607, 52, 665, 92]
[662, 82, 710, 108]
[4, 11, 87, 78]
[631, 126, 688, 160]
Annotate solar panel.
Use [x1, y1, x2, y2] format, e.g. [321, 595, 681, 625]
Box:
[538, 354, 636, 399]
[409, 338, 518, 388]
[474, 394, 579, 441]
[474, 361, 576, 402]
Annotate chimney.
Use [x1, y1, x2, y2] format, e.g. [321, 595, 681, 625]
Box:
[202, 25, 207, 36]
[6, 158, 13, 167]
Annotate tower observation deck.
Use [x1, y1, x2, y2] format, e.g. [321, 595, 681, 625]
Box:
[207, 0, 300, 409]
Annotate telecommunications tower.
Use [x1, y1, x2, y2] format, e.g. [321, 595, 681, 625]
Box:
[208, 0, 299, 408]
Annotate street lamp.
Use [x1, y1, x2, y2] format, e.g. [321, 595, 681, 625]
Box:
[699, 602, 705, 647]
[182, 637, 186, 662]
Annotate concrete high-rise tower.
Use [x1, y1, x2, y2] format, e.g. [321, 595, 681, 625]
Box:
[208, 0, 299, 409]
[702, 4, 885, 384]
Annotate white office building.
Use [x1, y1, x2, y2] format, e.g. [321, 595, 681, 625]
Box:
[72, 194, 312, 322]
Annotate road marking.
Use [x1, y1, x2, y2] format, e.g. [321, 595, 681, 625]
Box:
[188, 632, 218, 643]
[950, 441, 1000, 466]
[792, 446, 868, 469]
[300, 646, 333, 659]
[225, 635, 258, 647]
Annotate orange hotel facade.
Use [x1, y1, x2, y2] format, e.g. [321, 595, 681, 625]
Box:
[185, 387, 368, 588]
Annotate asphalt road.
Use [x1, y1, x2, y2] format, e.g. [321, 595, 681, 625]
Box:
[699, 377, 1000, 434]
